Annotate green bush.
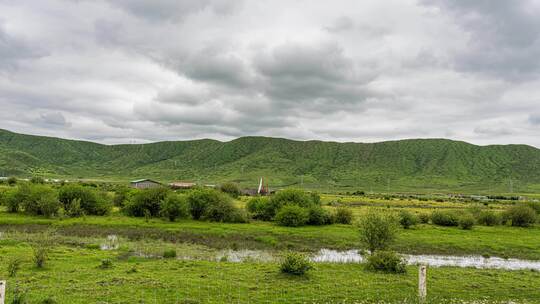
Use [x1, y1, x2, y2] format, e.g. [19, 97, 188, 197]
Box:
[8, 184, 61, 217]
[267, 189, 318, 219]
[7, 176, 17, 186]
[163, 249, 177, 259]
[186, 188, 246, 223]
[59, 185, 111, 216]
[334, 207, 353, 224]
[477, 210, 501, 226]
[30, 176, 45, 184]
[99, 259, 113, 269]
[31, 231, 55, 268]
[275, 205, 309, 227]
[431, 210, 460, 226]
[365, 250, 406, 274]
[527, 202, 540, 214]
[113, 186, 133, 207]
[458, 214, 475, 230]
[398, 210, 418, 229]
[358, 211, 398, 253]
[503, 205, 537, 227]
[123, 187, 169, 217]
[8, 257, 22, 277]
[159, 194, 189, 221]
[219, 182, 241, 198]
[246, 196, 272, 220]
[307, 206, 332, 225]
[66, 198, 84, 217]
[186, 188, 218, 220]
[279, 252, 312, 275]
[418, 213, 430, 224]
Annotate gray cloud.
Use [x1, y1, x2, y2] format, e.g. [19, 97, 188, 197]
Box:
[0, 0, 540, 147]
[421, 0, 540, 81]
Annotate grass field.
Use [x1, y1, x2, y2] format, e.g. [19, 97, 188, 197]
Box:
[1, 241, 539, 304]
[1, 189, 539, 303]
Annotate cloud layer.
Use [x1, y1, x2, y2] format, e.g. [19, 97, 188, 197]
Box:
[1, 0, 539, 146]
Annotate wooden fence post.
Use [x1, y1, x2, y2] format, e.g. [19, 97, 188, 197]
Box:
[418, 265, 427, 303]
[0, 280, 6, 304]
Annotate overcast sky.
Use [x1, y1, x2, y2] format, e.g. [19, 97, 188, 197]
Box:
[1, 0, 540, 146]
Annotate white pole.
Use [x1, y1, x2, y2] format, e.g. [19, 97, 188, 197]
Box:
[0, 280, 6, 304]
[418, 265, 427, 303]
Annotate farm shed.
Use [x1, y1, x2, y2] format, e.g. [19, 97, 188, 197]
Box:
[130, 179, 161, 189]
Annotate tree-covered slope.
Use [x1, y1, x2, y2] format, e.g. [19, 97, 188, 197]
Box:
[1, 128, 540, 192]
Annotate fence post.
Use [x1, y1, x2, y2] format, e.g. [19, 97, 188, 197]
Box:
[418, 265, 427, 303]
[0, 280, 6, 304]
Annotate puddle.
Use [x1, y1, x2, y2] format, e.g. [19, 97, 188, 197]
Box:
[311, 249, 540, 271]
[100, 235, 119, 250]
[216, 249, 274, 263]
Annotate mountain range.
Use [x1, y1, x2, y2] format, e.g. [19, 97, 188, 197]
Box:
[1, 128, 540, 193]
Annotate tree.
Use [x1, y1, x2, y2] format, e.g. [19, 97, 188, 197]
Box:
[160, 194, 189, 221]
[123, 187, 169, 217]
[358, 210, 398, 253]
[219, 182, 241, 198]
[274, 205, 309, 227]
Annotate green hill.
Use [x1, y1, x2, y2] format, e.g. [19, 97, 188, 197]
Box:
[1, 128, 540, 193]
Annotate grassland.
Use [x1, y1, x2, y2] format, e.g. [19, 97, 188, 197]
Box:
[1, 240, 540, 303]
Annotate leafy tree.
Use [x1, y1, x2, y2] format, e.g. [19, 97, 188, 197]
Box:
[267, 188, 318, 219]
[219, 182, 241, 198]
[123, 187, 169, 217]
[59, 184, 111, 216]
[246, 196, 272, 220]
[358, 210, 398, 253]
[160, 194, 189, 221]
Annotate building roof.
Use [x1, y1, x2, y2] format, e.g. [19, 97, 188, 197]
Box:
[169, 181, 196, 187]
[130, 178, 161, 184]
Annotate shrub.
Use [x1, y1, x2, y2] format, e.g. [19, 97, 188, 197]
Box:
[31, 231, 55, 268]
[246, 196, 272, 220]
[267, 189, 318, 219]
[123, 187, 169, 217]
[527, 202, 540, 215]
[59, 185, 111, 216]
[503, 205, 537, 227]
[358, 210, 398, 253]
[275, 205, 309, 227]
[7, 176, 17, 186]
[10, 184, 61, 217]
[279, 252, 312, 275]
[186, 188, 218, 220]
[30, 176, 45, 184]
[40, 297, 57, 304]
[365, 250, 406, 274]
[477, 210, 501, 226]
[458, 214, 475, 230]
[4, 188, 24, 213]
[418, 213, 430, 224]
[113, 186, 133, 207]
[334, 207, 353, 224]
[66, 198, 84, 217]
[219, 182, 241, 198]
[431, 210, 459, 226]
[307, 206, 332, 225]
[10, 286, 27, 304]
[99, 259, 113, 269]
[398, 210, 418, 229]
[8, 257, 22, 277]
[204, 197, 243, 222]
[163, 249, 177, 259]
[160, 194, 189, 221]
[186, 188, 245, 223]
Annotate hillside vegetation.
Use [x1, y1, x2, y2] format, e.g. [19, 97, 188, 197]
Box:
[1, 128, 540, 192]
